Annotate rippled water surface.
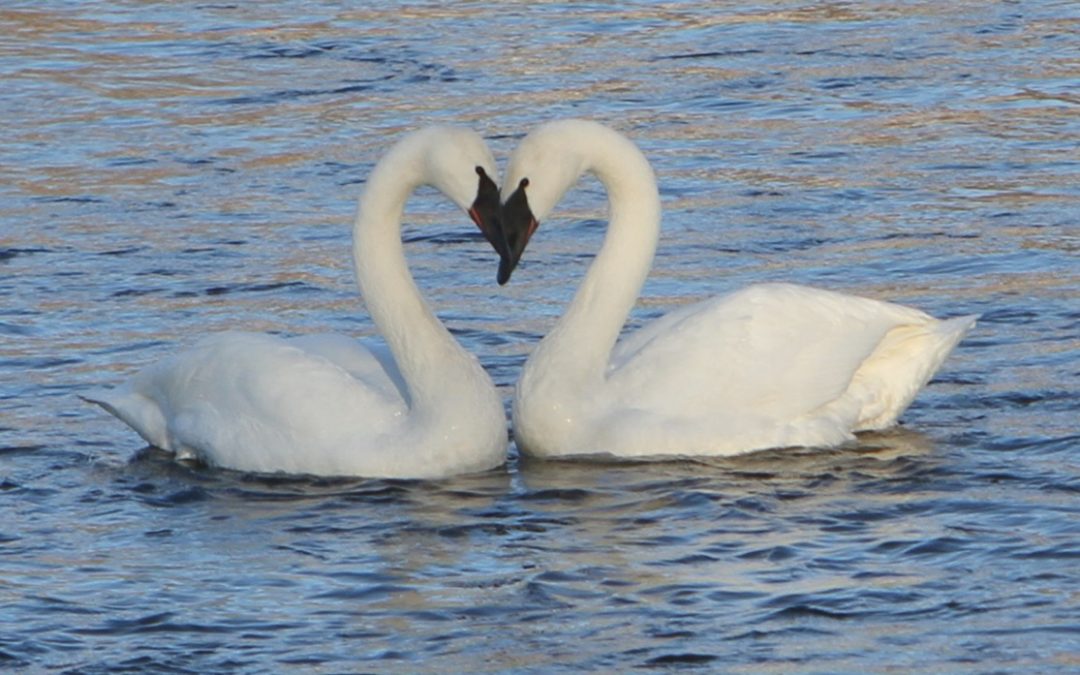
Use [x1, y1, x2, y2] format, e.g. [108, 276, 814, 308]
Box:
[2, 1, 1078, 672]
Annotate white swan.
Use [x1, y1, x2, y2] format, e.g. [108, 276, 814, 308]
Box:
[84, 126, 508, 478]
[493, 119, 976, 459]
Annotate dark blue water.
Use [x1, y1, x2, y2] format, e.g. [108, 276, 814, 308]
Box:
[2, 1, 1078, 671]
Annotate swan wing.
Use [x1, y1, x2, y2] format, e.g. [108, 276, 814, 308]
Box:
[286, 333, 406, 402]
[607, 283, 951, 426]
[84, 331, 408, 474]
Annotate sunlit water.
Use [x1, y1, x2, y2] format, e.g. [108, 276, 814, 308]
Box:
[2, 1, 1078, 672]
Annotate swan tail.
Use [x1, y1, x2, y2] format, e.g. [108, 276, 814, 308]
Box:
[82, 387, 172, 451]
[848, 314, 977, 431]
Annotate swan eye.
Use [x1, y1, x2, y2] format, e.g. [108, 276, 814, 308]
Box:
[475, 166, 487, 177]
[519, 178, 529, 189]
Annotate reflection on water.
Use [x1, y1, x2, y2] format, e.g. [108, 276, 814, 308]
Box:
[1, 1, 1078, 672]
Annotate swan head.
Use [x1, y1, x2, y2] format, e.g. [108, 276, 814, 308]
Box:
[412, 126, 507, 262]
[494, 120, 598, 285]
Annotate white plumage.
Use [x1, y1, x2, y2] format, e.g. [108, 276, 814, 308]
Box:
[85, 127, 507, 478]
[496, 120, 975, 459]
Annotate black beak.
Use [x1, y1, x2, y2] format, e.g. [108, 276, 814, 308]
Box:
[468, 167, 509, 263]
[497, 179, 539, 285]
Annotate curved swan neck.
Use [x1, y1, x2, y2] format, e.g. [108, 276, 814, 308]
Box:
[535, 125, 662, 382]
[352, 138, 474, 412]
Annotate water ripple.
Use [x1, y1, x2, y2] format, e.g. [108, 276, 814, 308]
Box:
[1, 0, 1077, 672]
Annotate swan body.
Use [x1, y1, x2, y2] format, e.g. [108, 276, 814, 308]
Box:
[85, 126, 507, 478]
[495, 119, 976, 459]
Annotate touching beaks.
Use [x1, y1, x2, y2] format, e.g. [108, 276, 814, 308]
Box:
[469, 166, 509, 263]
[496, 178, 538, 286]
[467, 170, 539, 286]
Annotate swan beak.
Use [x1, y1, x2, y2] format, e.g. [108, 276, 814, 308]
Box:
[469, 167, 509, 262]
[496, 181, 539, 285]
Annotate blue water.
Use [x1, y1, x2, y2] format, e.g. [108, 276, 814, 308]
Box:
[2, 1, 1078, 671]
